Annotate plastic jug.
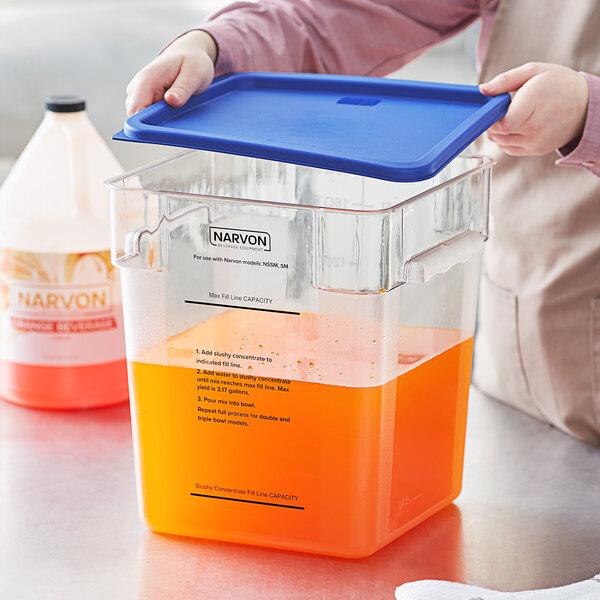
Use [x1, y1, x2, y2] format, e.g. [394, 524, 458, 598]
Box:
[107, 74, 507, 557]
[0, 96, 128, 409]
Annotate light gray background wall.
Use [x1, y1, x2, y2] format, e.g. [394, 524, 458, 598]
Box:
[0, 0, 478, 179]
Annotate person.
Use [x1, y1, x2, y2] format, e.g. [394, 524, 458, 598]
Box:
[125, 0, 600, 446]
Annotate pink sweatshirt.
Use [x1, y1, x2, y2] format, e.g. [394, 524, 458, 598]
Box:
[197, 0, 599, 176]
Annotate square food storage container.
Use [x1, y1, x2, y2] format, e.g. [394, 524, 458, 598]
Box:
[107, 73, 507, 557]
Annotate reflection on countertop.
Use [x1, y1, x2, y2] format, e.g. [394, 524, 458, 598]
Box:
[1, 388, 599, 599]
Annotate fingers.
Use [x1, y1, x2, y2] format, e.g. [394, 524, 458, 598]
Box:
[486, 131, 529, 155]
[487, 131, 525, 145]
[125, 54, 214, 116]
[479, 62, 546, 95]
[125, 64, 170, 117]
[126, 85, 161, 118]
[164, 54, 214, 108]
[479, 63, 543, 139]
[479, 63, 590, 156]
[488, 144, 530, 156]
[125, 30, 218, 117]
[488, 89, 538, 134]
[125, 56, 177, 116]
[163, 61, 198, 108]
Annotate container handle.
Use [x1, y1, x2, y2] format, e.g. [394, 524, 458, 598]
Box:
[403, 230, 484, 284]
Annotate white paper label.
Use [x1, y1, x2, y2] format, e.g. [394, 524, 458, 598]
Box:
[0, 249, 125, 366]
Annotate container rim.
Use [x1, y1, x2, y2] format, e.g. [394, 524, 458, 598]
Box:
[105, 150, 495, 215]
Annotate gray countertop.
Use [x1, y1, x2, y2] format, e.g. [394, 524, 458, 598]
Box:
[1, 387, 599, 600]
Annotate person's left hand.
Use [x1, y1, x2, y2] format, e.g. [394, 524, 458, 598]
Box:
[479, 62, 589, 156]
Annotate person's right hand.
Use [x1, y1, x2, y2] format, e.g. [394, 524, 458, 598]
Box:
[126, 30, 218, 117]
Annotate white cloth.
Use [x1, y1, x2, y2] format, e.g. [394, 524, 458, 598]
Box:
[395, 574, 600, 600]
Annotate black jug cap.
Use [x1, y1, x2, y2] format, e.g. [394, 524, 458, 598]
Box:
[45, 95, 86, 113]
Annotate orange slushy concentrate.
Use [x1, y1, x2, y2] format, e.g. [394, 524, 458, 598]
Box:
[129, 308, 473, 557]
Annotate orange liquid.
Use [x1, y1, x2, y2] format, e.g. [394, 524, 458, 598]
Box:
[0, 358, 129, 410]
[128, 313, 473, 557]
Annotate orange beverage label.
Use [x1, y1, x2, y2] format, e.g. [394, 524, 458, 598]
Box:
[0, 249, 125, 366]
[128, 309, 473, 556]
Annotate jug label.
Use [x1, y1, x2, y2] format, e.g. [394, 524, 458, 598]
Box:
[0, 249, 125, 366]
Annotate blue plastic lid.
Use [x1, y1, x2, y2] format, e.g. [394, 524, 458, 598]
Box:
[115, 72, 509, 182]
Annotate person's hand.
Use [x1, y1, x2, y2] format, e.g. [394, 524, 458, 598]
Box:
[479, 62, 589, 156]
[126, 30, 218, 117]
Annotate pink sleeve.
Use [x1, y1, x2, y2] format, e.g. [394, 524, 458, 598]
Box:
[197, 0, 482, 78]
[556, 73, 600, 178]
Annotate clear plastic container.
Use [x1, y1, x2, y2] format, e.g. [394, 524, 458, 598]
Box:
[106, 149, 491, 557]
